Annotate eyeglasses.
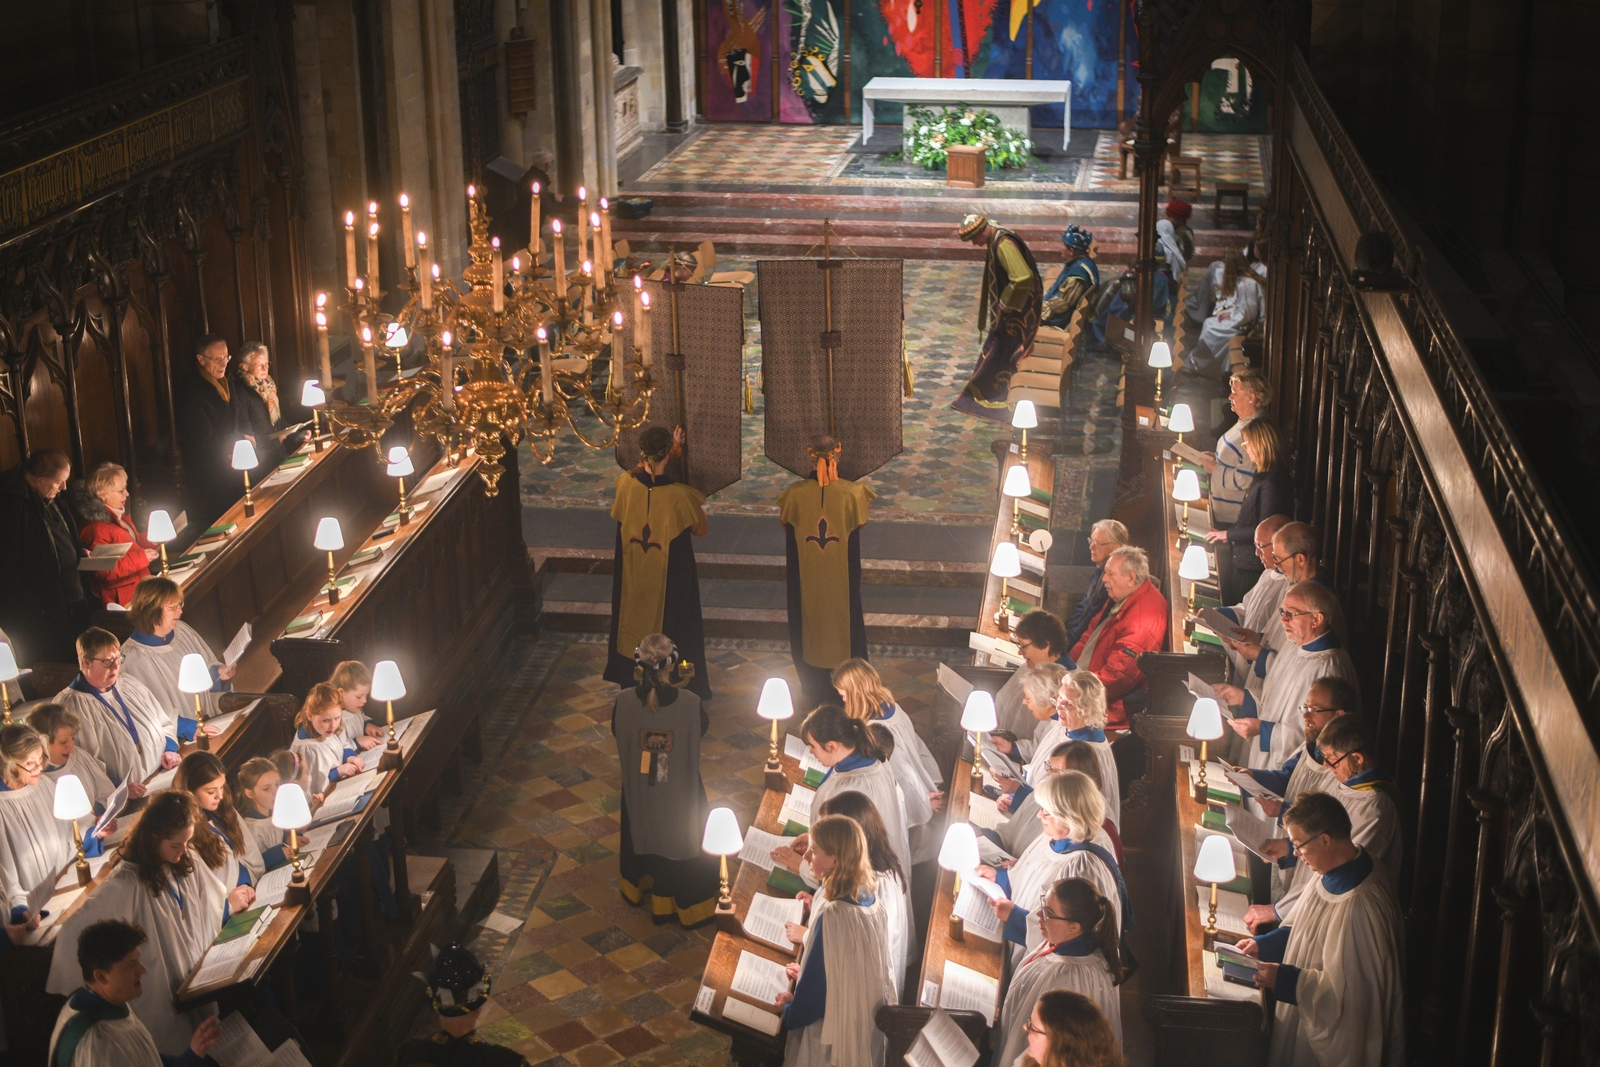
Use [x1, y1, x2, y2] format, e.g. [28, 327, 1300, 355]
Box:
[1289, 833, 1326, 857]
[1025, 1020, 1048, 1037]
[1279, 607, 1317, 621]
[1015, 639, 1036, 651]
[1037, 906, 1071, 923]
[1298, 703, 1338, 716]
[15, 758, 43, 775]
[89, 655, 123, 668]
[1324, 750, 1357, 770]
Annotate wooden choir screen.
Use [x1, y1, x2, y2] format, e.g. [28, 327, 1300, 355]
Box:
[0, 34, 312, 489]
[1260, 49, 1600, 1066]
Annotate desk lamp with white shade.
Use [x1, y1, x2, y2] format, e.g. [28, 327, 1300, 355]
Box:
[1195, 833, 1237, 939]
[372, 659, 406, 771]
[1179, 543, 1211, 614]
[273, 783, 314, 906]
[0, 641, 17, 725]
[1168, 403, 1195, 443]
[231, 439, 259, 518]
[702, 807, 743, 931]
[301, 380, 326, 452]
[386, 446, 414, 525]
[938, 821, 981, 941]
[54, 773, 94, 887]
[178, 653, 213, 751]
[962, 690, 997, 787]
[1011, 400, 1038, 458]
[990, 541, 1022, 632]
[314, 517, 344, 605]
[1148, 341, 1172, 406]
[757, 678, 794, 792]
[1187, 697, 1225, 803]
[1001, 463, 1031, 542]
[1173, 467, 1202, 545]
[147, 510, 177, 579]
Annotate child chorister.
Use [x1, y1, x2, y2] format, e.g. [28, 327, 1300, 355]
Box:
[994, 877, 1125, 1067]
[174, 751, 264, 888]
[0, 725, 108, 921]
[833, 659, 945, 863]
[809, 791, 914, 999]
[776, 815, 896, 1067]
[31, 703, 118, 811]
[329, 660, 385, 750]
[800, 705, 912, 876]
[235, 756, 290, 871]
[290, 683, 366, 800]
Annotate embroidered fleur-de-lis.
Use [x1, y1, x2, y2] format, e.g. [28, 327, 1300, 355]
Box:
[806, 516, 841, 551]
[630, 524, 662, 553]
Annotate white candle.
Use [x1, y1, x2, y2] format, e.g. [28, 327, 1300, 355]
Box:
[367, 220, 380, 297]
[361, 325, 377, 400]
[530, 181, 542, 257]
[491, 237, 504, 312]
[399, 193, 414, 267]
[417, 233, 431, 309]
[632, 276, 644, 355]
[315, 303, 331, 389]
[344, 212, 358, 289]
[640, 290, 652, 367]
[581, 260, 593, 323]
[552, 220, 567, 299]
[599, 198, 614, 276]
[589, 211, 602, 277]
[537, 327, 553, 405]
[576, 187, 589, 262]
[610, 310, 626, 391]
[440, 329, 454, 412]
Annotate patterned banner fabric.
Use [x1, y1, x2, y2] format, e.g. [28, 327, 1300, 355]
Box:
[613, 280, 746, 497]
[758, 258, 904, 479]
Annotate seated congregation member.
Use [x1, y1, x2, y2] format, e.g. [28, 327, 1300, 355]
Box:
[1208, 514, 1290, 682]
[49, 919, 223, 1067]
[774, 815, 897, 1067]
[1203, 420, 1292, 603]
[1236, 792, 1404, 1067]
[612, 633, 718, 927]
[1201, 369, 1268, 529]
[32, 703, 118, 809]
[799, 704, 911, 875]
[1040, 226, 1098, 329]
[54, 628, 180, 788]
[1014, 989, 1123, 1067]
[994, 877, 1124, 1067]
[174, 752, 264, 887]
[1187, 247, 1265, 380]
[0, 448, 87, 664]
[1064, 521, 1128, 648]
[605, 425, 712, 700]
[120, 578, 233, 739]
[1069, 546, 1169, 732]
[995, 609, 1074, 739]
[833, 659, 944, 861]
[1214, 581, 1357, 770]
[74, 462, 158, 608]
[290, 682, 365, 800]
[0, 725, 110, 922]
[48, 791, 238, 1053]
[976, 771, 1126, 962]
[986, 661, 1068, 790]
[329, 660, 385, 747]
[234, 757, 290, 871]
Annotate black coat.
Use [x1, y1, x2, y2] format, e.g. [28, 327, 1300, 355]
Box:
[230, 372, 286, 475]
[0, 465, 85, 663]
[1225, 466, 1294, 570]
[176, 373, 245, 527]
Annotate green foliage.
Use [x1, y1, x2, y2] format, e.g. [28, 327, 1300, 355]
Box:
[902, 106, 1033, 171]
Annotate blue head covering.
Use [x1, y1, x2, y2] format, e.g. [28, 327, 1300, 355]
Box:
[1061, 225, 1093, 253]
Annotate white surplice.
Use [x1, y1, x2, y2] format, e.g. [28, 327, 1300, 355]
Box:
[47, 855, 226, 1054]
[783, 893, 896, 1067]
[53, 677, 175, 786]
[0, 775, 79, 910]
[994, 947, 1121, 1067]
[813, 758, 911, 878]
[119, 623, 226, 728]
[45, 747, 116, 809]
[1269, 857, 1405, 1067]
[1004, 829, 1122, 963]
[290, 730, 356, 797]
[1247, 641, 1358, 770]
[49, 998, 165, 1067]
[1225, 568, 1288, 683]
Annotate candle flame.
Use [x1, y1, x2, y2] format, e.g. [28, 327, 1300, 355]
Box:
[315, 311, 326, 327]
[354, 277, 365, 290]
[316, 291, 328, 307]
[537, 327, 548, 341]
[582, 260, 592, 275]
[601, 197, 609, 209]
[344, 211, 355, 226]
[467, 184, 476, 197]
[511, 256, 520, 272]
[491, 236, 500, 249]
[634, 274, 642, 290]
[590, 211, 600, 227]
[362, 326, 373, 343]
[441, 330, 452, 346]
[399, 193, 409, 209]
[432, 263, 440, 279]
[613, 310, 624, 326]
[578, 186, 587, 201]
[641, 292, 651, 309]
[416, 231, 427, 247]
[367, 201, 378, 215]
[369, 222, 379, 237]
[551, 219, 562, 234]
[532, 181, 540, 193]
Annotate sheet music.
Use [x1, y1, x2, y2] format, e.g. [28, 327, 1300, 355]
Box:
[722, 996, 783, 1035]
[300, 822, 343, 853]
[742, 894, 803, 952]
[93, 779, 130, 837]
[730, 950, 790, 1006]
[222, 623, 253, 667]
[778, 784, 814, 828]
[205, 932, 259, 964]
[1189, 761, 1242, 800]
[1195, 886, 1253, 937]
[192, 954, 244, 990]
[966, 792, 1005, 831]
[414, 470, 455, 497]
[939, 960, 1000, 1024]
[1196, 607, 1248, 644]
[1225, 802, 1279, 861]
[26, 869, 57, 917]
[1222, 767, 1281, 800]
[1185, 673, 1233, 718]
[951, 880, 1002, 941]
[211, 1012, 274, 1067]
[737, 828, 792, 871]
[204, 698, 259, 737]
[905, 1008, 980, 1067]
[936, 664, 974, 706]
[783, 733, 806, 761]
[272, 1040, 314, 1067]
[975, 835, 1013, 867]
[1171, 440, 1210, 467]
[962, 873, 1007, 900]
[325, 768, 381, 804]
[398, 710, 436, 754]
[252, 864, 299, 908]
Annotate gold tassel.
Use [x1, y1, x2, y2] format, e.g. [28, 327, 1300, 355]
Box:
[743, 372, 754, 414]
[903, 354, 914, 398]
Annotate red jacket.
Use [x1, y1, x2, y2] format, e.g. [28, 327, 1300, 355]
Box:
[1069, 577, 1169, 731]
[78, 500, 155, 607]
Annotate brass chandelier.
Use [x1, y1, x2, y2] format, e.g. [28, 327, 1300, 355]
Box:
[314, 184, 655, 494]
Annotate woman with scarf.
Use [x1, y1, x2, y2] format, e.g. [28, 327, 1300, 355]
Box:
[74, 463, 157, 607]
[231, 342, 308, 478]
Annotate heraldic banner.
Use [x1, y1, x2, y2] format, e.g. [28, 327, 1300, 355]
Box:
[757, 258, 904, 480]
[614, 279, 746, 498]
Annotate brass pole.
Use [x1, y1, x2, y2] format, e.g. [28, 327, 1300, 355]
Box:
[669, 280, 690, 486]
[823, 220, 836, 436]
[194, 692, 208, 751]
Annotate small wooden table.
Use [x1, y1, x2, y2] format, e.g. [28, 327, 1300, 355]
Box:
[861, 77, 1073, 147]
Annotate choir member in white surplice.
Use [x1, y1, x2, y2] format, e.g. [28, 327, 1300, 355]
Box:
[53, 629, 180, 787]
[993, 610, 1075, 740]
[833, 659, 945, 863]
[174, 751, 264, 889]
[48, 918, 223, 1067]
[1214, 582, 1358, 769]
[233, 757, 291, 872]
[31, 703, 119, 810]
[48, 792, 243, 1054]
[986, 662, 1067, 792]
[1206, 514, 1290, 682]
[0, 725, 111, 919]
[798, 705, 911, 876]
[974, 771, 1127, 965]
[289, 683, 366, 799]
[1237, 792, 1405, 1067]
[994, 877, 1125, 1066]
[775, 815, 896, 1067]
[996, 739, 1124, 864]
[998, 669, 1121, 830]
[1239, 677, 1352, 932]
[118, 578, 233, 740]
[1018, 989, 1123, 1067]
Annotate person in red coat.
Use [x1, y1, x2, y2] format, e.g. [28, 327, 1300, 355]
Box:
[1068, 546, 1169, 732]
[75, 463, 157, 608]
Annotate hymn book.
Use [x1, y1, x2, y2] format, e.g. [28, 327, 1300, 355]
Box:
[737, 827, 793, 871]
[905, 1008, 980, 1067]
[742, 894, 804, 952]
[77, 542, 132, 571]
[938, 960, 1000, 1024]
[730, 950, 790, 1007]
[211, 1013, 313, 1067]
[951, 879, 1003, 941]
[1195, 608, 1248, 644]
[1194, 886, 1252, 937]
[966, 792, 1005, 832]
[722, 996, 782, 1035]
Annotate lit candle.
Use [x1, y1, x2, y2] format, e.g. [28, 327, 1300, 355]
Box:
[576, 187, 589, 262]
[581, 260, 593, 323]
[610, 310, 626, 391]
[315, 299, 331, 389]
[632, 275, 644, 355]
[511, 255, 521, 285]
[367, 220, 380, 297]
[551, 220, 567, 299]
[344, 211, 358, 289]
[599, 197, 614, 276]
[417, 232, 431, 309]
[399, 193, 414, 268]
[491, 237, 504, 312]
[537, 326, 553, 405]
[589, 211, 602, 278]
[529, 181, 542, 257]
[361, 325, 378, 400]
[353, 277, 366, 329]
[640, 290, 652, 367]
[440, 329, 454, 412]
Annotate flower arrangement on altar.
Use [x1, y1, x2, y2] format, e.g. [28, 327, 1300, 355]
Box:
[901, 106, 1033, 171]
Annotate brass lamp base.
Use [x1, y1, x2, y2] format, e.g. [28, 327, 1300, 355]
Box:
[327, 584, 341, 606]
[378, 740, 403, 772]
[75, 855, 91, 887]
[948, 913, 965, 942]
[713, 896, 742, 935]
[283, 869, 312, 907]
[197, 729, 210, 752]
[764, 759, 787, 793]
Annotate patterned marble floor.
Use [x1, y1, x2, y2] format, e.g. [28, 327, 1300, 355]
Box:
[1080, 131, 1270, 199]
[418, 634, 955, 1067]
[636, 125, 862, 185]
[519, 259, 1013, 522]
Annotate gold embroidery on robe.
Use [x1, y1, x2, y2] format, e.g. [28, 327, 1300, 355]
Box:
[612, 473, 706, 660]
[778, 476, 874, 668]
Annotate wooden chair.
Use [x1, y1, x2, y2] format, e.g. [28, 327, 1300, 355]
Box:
[875, 1005, 993, 1067]
[693, 240, 754, 288]
[1143, 995, 1267, 1067]
[1170, 155, 1202, 199]
[1214, 181, 1250, 228]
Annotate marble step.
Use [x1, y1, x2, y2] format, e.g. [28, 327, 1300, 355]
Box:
[541, 598, 976, 647]
[531, 546, 985, 587]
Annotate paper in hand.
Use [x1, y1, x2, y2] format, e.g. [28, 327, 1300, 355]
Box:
[1222, 767, 1281, 800]
[26, 868, 58, 917]
[1224, 802, 1278, 860]
[223, 623, 253, 667]
[93, 779, 130, 837]
[936, 664, 974, 706]
[1186, 673, 1233, 718]
[951, 879, 1001, 942]
[1196, 607, 1248, 644]
[905, 1008, 981, 1067]
[975, 836, 1013, 867]
[742, 894, 804, 952]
